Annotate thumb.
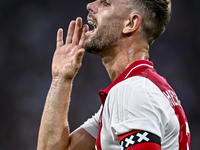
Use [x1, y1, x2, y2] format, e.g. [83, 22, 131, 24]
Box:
[73, 49, 85, 69]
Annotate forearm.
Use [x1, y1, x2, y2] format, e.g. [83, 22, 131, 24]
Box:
[37, 18, 88, 150]
[37, 78, 73, 150]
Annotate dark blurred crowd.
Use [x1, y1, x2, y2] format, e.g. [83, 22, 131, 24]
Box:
[0, 0, 199, 149]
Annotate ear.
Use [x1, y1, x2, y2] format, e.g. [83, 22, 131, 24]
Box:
[123, 13, 142, 35]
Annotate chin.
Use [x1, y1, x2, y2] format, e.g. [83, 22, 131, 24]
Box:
[84, 43, 102, 55]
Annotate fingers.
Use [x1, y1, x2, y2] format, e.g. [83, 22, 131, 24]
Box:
[56, 28, 64, 48]
[72, 17, 82, 44]
[58, 17, 87, 49]
[79, 24, 89, 47]
[66, 20, 76, 44]
[66, 17, 86, 45]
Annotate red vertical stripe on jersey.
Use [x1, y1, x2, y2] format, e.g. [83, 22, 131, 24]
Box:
[126, 65, 191, 150]
[98, 60, 190, 150]
[95, 121, 102, 150]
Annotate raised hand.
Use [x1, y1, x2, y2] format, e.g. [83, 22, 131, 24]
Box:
[52, 17, 89, 80]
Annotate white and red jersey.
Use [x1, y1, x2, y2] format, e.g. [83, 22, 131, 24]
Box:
[81, 60, 190, 150]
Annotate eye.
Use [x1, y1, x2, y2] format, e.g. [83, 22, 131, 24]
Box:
[100, 0, 111, 6]
[104, 1, 111, 6]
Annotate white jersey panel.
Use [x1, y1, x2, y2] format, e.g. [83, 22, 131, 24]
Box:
[81, 105, 102, 139]
[81, 76, 180, 150]
[102, 76, 179, 150]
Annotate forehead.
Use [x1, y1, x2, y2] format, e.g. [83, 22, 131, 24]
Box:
[110, 0, 126, 4]
[108, 0, 127, 10]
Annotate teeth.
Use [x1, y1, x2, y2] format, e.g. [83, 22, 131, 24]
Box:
[88, 21, 97, 28]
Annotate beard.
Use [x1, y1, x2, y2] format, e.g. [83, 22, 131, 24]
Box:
[83, 22, 120, 55]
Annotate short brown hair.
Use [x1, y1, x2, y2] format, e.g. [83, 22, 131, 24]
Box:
[127, 0, 172, 44]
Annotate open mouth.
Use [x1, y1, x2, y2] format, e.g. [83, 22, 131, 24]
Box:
[88, 20, 97, 28]
[87, 20, 97, 32]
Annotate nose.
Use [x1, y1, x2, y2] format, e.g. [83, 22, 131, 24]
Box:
[86, 1, 98, 14]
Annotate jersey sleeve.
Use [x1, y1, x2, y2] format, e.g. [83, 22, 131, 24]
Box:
[106, 76, 175, 142]
[81, 105, 102, 139]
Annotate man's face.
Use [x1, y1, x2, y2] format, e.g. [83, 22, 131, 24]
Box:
[84, 0, 127, 54]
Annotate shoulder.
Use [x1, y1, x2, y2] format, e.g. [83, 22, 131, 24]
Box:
[108, 76, 173, 116]
[109, 76, 168, 105]
[105, 76, 175, 137]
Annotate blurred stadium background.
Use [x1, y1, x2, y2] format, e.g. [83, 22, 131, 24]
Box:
[0, 0, 199, 149]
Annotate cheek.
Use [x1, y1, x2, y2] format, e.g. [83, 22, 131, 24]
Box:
[97, 8, 126, 31]
[97, 9, 114, 25]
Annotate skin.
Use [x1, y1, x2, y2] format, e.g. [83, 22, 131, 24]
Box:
[85, 0, 149, 81]
[37, 0, 149, 149]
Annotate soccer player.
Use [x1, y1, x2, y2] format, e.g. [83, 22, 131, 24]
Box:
[37, 0, 191, 149]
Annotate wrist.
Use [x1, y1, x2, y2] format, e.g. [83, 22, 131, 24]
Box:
[51, 76, 73, 88]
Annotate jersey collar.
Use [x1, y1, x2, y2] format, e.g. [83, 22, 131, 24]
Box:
[99, 60, 154, 105]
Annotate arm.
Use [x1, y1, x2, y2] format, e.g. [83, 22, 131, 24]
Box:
[37, 17, 95, 150]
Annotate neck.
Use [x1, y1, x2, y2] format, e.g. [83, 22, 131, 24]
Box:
[100, 41, 149, 82]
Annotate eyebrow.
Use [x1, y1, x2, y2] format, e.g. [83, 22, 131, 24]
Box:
[107, 0, 112, 3]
